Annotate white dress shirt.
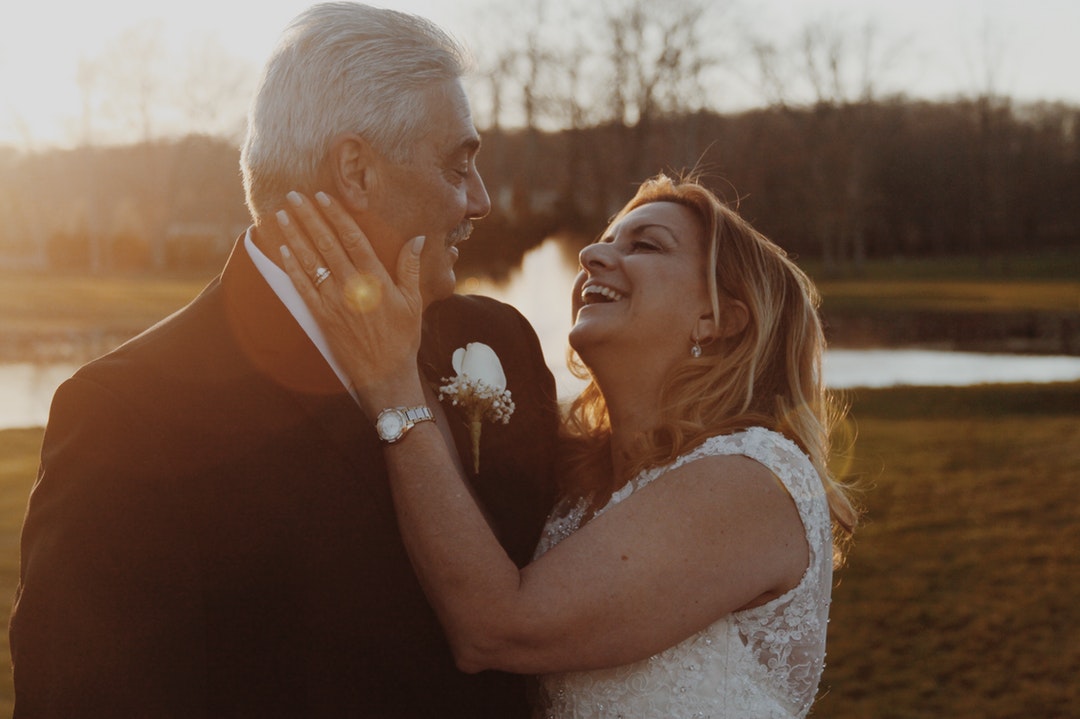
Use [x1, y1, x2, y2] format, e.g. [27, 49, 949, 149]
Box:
[243, 228, 356, 400]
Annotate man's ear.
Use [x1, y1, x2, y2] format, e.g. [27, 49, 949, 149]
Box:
[695, 299, 749, 344]
[326, 133, 378, 212]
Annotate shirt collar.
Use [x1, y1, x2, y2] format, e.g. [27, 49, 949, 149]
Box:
[244, 228, 356, 400]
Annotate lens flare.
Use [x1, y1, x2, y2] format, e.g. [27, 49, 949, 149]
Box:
[345, 274, 382, 313]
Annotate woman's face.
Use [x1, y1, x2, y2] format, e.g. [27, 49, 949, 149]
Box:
[569, 200, 712, 365]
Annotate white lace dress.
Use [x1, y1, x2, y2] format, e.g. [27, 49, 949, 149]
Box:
[533, 427, 833, 719]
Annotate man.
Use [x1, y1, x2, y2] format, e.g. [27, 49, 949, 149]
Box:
[9, 4, 559, 717]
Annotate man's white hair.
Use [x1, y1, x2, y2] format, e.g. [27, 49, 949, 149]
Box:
[240, 2, 468, 221]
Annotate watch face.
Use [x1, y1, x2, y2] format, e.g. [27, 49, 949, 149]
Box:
[377, 410, 406, 441]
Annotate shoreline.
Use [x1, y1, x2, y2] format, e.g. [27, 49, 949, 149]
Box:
[824, 309, 1080, 357]
[3, 313, 1078, 366]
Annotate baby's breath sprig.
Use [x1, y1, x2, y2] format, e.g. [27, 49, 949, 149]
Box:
[438, 343, 515, 473]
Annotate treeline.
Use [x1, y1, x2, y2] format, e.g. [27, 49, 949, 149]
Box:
[1, 97, 1077, 278]
[462, 97, 1080, 278]
[0, 135, 247, 273]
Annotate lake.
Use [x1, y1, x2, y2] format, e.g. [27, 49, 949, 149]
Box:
[4, 240, 1080, 429]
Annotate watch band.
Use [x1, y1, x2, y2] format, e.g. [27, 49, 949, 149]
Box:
[401, 406, 434, 424]
[375, 405, 435, 444]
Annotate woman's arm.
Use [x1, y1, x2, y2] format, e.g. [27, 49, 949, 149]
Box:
[275, 192, 809, 675]
[385, 432, 809, 675]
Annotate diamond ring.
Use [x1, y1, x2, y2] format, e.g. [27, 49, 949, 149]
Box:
[313, 266, 332, 288]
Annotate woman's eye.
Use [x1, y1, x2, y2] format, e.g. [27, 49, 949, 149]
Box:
[632, 240, 660, 252]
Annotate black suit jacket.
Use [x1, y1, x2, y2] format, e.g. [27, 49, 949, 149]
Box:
[9, 239, 559, 718]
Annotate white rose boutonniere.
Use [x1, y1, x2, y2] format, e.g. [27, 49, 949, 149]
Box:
[438, 342, 515, 474]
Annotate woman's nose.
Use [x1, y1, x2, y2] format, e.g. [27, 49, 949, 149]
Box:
[578, 241, 614, 271]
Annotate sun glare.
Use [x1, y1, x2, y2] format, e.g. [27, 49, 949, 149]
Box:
[1, 0, 1078, 151]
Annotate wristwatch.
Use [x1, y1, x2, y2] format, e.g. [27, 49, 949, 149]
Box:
[375, 406, 435, 444]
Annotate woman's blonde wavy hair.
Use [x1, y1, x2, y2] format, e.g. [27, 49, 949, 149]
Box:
[561, 173, 858, 562]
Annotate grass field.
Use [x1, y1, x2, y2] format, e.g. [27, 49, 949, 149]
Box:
[0, 427, 44, 718]
[0, 383, 1077, 717]
[816, 382, 1080, 718]
[0, 271, 212, 336]
[817, 278, 1080, 315]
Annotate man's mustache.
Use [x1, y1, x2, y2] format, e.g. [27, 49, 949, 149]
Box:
[446, 222, 473, 248]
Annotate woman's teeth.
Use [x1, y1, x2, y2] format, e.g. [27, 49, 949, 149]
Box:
[582, 285, 625, 303]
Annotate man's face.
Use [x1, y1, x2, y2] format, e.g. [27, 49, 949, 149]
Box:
[366, 79, 491, 306]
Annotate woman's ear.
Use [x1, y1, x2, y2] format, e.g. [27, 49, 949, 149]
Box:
[326, 133, 378, 212]
[718, 300, 750, 338]
[696, 300, 749, 344]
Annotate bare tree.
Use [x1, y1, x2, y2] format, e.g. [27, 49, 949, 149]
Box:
[476, 46, 517, 133]
[601, 0, 716, 123]
[750, 39, 789, 109]
[76, 57, 99, 148]
[470, 0, 560, 130]
[751, 15, 907, 272]
[963, 15, 1011, 102]
[93, 21, 168, 144]
[597, 0, 722, 179]
[963, 16, 1013, 263]
[751, 16, 906, 109]
[470, 0, 582, 218]
[178, 35, 254, 141]
[511, 0, 555, 219]
[467, 0, 727, 222]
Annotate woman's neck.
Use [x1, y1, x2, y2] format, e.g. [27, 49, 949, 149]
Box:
[592, 367, 664, 482]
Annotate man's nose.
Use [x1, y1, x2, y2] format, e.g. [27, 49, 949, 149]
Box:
[467, 169, 492, 220]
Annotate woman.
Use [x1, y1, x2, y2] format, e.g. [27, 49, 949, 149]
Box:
[277, 174, 858, 718]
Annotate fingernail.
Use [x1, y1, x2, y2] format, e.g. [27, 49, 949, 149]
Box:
[315, 191, 331, 207]
[279, 245, 291, 260]
[411, 235, 426, 256]
[286, 191, 302, 207]
[276, 210, 290, 227]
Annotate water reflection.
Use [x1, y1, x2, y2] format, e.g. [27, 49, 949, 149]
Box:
[824, 350, 1080, 389]
[464, 240, 579, 396]
[0, 362, 80, 429]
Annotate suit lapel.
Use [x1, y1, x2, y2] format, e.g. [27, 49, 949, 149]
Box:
[218, 240, 489, 520]
[420, 310, 474, 469]
[219, 236, 390, 510]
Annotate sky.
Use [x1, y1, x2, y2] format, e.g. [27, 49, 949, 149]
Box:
[2, 0, 1078, 151]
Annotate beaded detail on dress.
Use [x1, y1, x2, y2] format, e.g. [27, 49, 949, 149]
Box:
[533, 427, 833, 719]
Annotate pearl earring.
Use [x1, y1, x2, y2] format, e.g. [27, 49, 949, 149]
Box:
[691, 339, 702, 358]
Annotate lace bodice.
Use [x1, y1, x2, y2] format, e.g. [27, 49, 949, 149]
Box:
[533, 427, 833, 719]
